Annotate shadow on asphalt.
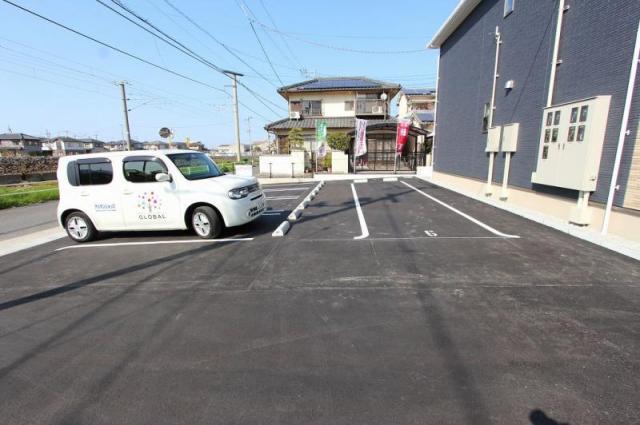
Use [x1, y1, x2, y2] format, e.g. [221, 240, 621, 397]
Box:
[0, 240, 245, 386]
[530, 409, 569, 425]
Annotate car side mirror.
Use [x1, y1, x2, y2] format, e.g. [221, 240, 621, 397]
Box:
[155, 172, 172, 183]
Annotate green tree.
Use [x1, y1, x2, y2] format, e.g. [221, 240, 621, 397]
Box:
[287, 128, 305, 152]
[327, 132, 350, 152]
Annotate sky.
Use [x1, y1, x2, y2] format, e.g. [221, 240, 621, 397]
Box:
[0, 0, 458, 147]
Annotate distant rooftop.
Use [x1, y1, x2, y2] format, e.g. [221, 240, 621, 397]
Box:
[414, 110, 435, 122]
[278, 77, 401, 97]
[402, 88, 436, 96]
[0, 133, 41, 141]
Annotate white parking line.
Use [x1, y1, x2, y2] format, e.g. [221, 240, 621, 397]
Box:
[262, 212, 283, 216]
[263, 187, 309, 192]
[266, 196, 300, 200]
[351, 183, 369, 240]
[55, 238, 254, 251]
[401, 181, 520, 239]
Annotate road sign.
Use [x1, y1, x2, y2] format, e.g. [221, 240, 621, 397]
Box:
[159, 127, 172, 138]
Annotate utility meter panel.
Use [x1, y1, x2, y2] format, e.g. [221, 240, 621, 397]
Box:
[531, 96, 611, 191]
[501, 123, 519, 152]
[485, 126, 501, 152]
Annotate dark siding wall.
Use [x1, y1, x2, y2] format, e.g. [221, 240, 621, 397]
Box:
[435, 0, 640, 206]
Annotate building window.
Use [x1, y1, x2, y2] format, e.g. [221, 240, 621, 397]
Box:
[482, 103, 491, 132]
[302, 100, 322, 116]
[344, 100, 354, 111]
[504, 0, 514, 17]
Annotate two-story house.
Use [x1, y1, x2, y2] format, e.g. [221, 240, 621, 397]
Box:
[265, 77, 429, 172]
[0, 133, 43, 156]
[397, 88, 436, 133]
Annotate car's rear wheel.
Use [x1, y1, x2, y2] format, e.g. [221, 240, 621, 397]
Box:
[191, 206, 222, 239]
[65, 212, 97, 243]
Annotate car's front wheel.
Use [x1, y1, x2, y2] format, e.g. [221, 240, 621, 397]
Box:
[65, 211, 97, 243]
[191, 206, 222, 239]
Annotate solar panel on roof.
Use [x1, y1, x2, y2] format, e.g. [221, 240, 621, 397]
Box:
[295, 78, 382, 90]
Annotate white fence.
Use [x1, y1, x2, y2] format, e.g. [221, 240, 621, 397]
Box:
[259, 151, 306, 177]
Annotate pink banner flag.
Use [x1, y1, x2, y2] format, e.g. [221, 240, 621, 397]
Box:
[395, 120, 410, 155]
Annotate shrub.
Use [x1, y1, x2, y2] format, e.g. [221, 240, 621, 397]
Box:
[287, 128, 305, 151]
[327, 132, 350, 152]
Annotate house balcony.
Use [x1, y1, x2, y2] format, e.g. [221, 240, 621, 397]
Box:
[356, 99, 387, 116]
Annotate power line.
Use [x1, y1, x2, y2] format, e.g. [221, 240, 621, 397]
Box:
[102, 0, 285, 116]
[236, 0, 284, 86]
[0, 0, 228, 94]
[258, 0, 303, 69]
[160, 0, 279, 89]
[254, 19, 429, 54]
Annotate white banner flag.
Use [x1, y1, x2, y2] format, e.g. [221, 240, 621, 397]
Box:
[354, 119, 367, 157]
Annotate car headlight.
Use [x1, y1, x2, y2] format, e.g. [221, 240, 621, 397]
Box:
[228, 186, 250, 199]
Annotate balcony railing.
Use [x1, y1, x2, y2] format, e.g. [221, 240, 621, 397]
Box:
[356, 99, 386, 116]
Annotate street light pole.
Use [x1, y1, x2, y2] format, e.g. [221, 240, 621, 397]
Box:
[224, 70, 244, 163]
[119, 81, 132, 151]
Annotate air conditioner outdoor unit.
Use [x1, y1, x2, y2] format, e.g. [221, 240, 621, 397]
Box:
[289, 111, 301, 120]
[372, 106, 384, 114]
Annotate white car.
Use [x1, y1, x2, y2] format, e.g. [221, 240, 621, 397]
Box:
[56, 150, 265, 242]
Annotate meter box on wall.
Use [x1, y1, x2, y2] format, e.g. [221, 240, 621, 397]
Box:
[531, 96, 611, 191]
[485, 126, 501, 152]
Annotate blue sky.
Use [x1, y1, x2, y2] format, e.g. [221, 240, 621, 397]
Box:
[0, 0, 457, 147]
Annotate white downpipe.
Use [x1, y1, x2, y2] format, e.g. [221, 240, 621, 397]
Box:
[547, 0, 565, 107]
[601, 19, 640, 235]
[485, 27, 502, 196]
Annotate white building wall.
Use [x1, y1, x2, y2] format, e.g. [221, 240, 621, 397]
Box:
[288, 92, 356, 118]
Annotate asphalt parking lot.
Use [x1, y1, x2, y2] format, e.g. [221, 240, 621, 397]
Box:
[1, 178, 639, 424]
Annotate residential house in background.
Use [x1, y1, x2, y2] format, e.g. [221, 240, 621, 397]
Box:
[211, 144, 250, 157]
[265, 77, 429, 172]
[186, 140, 207, 151]
[104, 140, 145, 151]
[0, 133, 42, 156]
[429, 0, 640, 236]
[79, 138, 106, 153]
[397, 88, 436, 133]
[42, 137, 87, 156]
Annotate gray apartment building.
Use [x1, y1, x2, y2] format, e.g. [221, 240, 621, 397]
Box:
[429, 0, 640, 233]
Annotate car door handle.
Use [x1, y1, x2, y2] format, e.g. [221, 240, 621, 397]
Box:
[123, 190, 133, 195]
[80, 191, 90, 197]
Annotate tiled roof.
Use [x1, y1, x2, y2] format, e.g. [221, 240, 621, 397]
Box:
[414, 110, 435, 122]
[0, 133, 41, 141]
[265, 117, 396, 131]
[403, 88, 436, 96]
[279, 77, 401, 93]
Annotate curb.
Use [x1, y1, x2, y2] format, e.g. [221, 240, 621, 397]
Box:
[272, 180, 324, 238]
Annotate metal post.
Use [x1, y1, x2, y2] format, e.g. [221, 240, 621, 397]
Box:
[119, 81, 132, 151]
[291, 162, 294, 178]
[269, 163, 272, 179]
[224, 70, 243, 163]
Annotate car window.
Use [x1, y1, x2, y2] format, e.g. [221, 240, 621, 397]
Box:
[68, 159, 112, 186]
[167, 153, 222, 180]
[123, 158, 168, 183]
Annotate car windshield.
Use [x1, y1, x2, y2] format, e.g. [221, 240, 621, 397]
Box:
[166, 153, 223, 180]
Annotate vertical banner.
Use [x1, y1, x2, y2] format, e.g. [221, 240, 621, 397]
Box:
[315, 119, 328, 157]
[395, 120, 410, 156]
[355, 118, 368, 157]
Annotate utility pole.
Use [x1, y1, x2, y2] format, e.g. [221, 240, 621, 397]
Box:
[223, 70, 244, 162]
[119, 81, 132, 151]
